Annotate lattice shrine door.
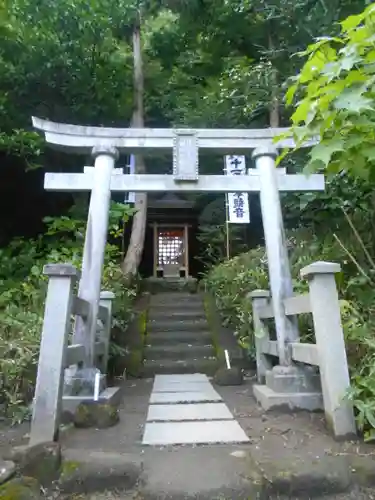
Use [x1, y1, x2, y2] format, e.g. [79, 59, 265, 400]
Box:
[153, 224, 189, 278]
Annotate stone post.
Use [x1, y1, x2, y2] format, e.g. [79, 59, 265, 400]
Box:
[73, 145, 119, 366]
[301, 261, 356, 439]
[249, 290, 272, 383]
[30, 264, 79, 446]
[252, 146, 299, 365]
[98, 291, 115, 374]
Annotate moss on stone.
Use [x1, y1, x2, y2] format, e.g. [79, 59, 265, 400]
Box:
[6, 442, 61, 487]
[59, 460, 80, 480]
[216, 346, 226, 363]
[203, 293, 227, 363]
[110, 294, 149, 379]
[139, 309, 147, 338]
[75, 403, 90, 421]
[125, 349, 144, 377]
[213, 366, 243, 386]
[203, 293, 219, 352]
[0, 476, 40, 500]
[123, 299, 148, 377]
[74, 401, 119, 429]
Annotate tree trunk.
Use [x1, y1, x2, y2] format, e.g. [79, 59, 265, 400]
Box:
[121, 15, 148, 278]
[269, 72, 280, 128]
[268, 32, 280, 128]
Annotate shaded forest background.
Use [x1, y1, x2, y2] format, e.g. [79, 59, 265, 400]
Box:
[0, 0, 363, 244]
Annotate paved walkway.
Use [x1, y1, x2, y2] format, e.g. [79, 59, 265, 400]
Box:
[3, 377, 375, 498]
[142, 374, 250, 445]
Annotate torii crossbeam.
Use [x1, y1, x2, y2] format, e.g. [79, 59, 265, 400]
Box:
[33, 117, 322, 367]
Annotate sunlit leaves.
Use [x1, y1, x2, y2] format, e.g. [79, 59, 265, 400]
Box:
[283, 2, 375, 178]
[340, 12, 365, 31]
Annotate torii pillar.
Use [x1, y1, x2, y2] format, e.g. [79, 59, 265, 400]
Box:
[253, 145, 298, 365]
[74, 145, 119, 365]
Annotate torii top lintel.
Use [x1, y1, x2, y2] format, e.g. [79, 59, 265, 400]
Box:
[32, 117, 315, 154]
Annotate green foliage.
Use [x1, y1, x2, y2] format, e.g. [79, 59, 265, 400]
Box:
[196, 224, 248, 272]
[281, 2, 375, 178]
[196, 196, 250, 271]
[274, 4, 375, 437]
[0, 0, 365, 159]
[204, 247, 268, 353]
[205, 188, 375, 437]
[0, 202, 136, 423]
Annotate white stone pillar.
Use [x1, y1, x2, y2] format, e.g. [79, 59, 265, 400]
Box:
[73, 145, 119, 366]
[30, 264, 79, 445]
[249, 290, 273, 383]
[252, 145, 299, 365]
[301, 261, 356, 438]
[98, 291, 115, 373]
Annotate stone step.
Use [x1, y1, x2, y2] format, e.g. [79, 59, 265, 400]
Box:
[148, 309, 206, 321]
[150, 293, 202, 303]
[61, 448, 142, 493]
[142, 358, 219, 377]
[144, 278, 198, 294]
[148, 318, 208, 332]
[150, 300, 204, 309]
[144, 344, 215, 360]
[146, 330, 213, 346]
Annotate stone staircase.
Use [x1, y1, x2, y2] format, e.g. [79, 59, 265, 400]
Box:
[143, 292, 218, 376]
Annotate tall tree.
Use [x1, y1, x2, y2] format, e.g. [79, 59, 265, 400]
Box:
[121, 8, 148, 277]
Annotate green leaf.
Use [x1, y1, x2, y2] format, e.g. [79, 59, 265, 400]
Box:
[290, 99, 312, 124]
[338, 52, 362, 72]
[348, 154, 368, 178]
[333, 87, 373, 113]
[285, 83, 298, 106]
[30, 265, 39, 276]
[340, 13, 365, 32]
[309, 139, 345, 167]
[345, 134, 367, 148]
[364, 429, 375, 442]
[361, 146, 375, 162]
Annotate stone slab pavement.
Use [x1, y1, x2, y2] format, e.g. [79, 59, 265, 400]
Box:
[143, 374, 249, 445]
[143, 420, 249, 445]
[56, 377, 375, 499]
[149, 389, 221, 404]
[146, 402, 233, 421]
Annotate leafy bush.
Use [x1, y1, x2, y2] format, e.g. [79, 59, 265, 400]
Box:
[0, 202, 136, 423]
[204, 197, 375, 440]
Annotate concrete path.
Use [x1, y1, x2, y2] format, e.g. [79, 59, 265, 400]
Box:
[142, 374, 250, 445]
[32, 378, 375, 498]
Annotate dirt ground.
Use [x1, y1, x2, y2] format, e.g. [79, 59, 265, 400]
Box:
[2, 377, 375, 499]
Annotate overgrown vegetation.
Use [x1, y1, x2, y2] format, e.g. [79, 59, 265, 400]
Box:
[205, 178, 375, 439]
[0, 202, 136, 423]
[205, 2, 375, 440]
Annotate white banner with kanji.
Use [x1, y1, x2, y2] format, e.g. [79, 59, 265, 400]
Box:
[224, 155, 250, 224]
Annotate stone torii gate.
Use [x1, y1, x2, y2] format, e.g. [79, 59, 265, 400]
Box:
[32, 117, 323, 369]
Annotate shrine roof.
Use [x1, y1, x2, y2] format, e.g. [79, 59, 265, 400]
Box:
[148, 193, 194, 209]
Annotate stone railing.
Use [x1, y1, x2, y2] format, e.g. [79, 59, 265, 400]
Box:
[30, 264, 119, 445]
[249, 261, 356, 440]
